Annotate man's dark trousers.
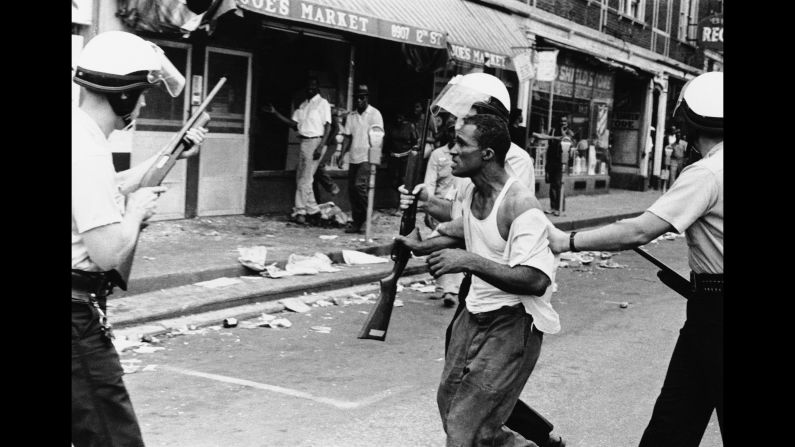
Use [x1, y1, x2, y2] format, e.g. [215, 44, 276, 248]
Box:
[438, 303, 543, 446]
[445, 274, 555, 445]
[638, 293, 723, 446]
[547, 170, 563, 212]
[347, 162, 370, 227]
[72, 303, 144, 447]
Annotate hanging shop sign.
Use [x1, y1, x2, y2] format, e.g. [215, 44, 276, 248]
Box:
[237, 0, 446, 49]
[513, 52, 534, 82]
[697, 14, 723, 51]
[448, 43, 512, 70]
[535, 50, 558, 82]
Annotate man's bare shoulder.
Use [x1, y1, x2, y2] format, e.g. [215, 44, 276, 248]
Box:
[500, 181, 542, 223]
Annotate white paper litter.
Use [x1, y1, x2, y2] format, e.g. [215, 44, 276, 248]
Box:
[394, 300, 404, 307]
[598, 260, 627, 269]
[311, 326, 332, 333]
[319, 235, 338, 240]
[287, 253, 340, 273]
[342, 250, 390, 265]
[195, 277, 243, 288]
[133, 346, 166, 354]
[410, 283, 436, 293]
[281, 297, 312, 313]
[237, 246, 269, 271]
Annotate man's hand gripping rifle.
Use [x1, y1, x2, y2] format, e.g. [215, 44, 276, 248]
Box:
[357, 99, 433, 341]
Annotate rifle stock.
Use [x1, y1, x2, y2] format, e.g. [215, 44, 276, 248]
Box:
[358, 100, 433, 340]
[110, 77, 227, 290]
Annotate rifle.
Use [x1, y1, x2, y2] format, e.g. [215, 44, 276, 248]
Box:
[632, 247, 693, 300]
[357, 99, 433, 341]
[110, 77, 227, 290]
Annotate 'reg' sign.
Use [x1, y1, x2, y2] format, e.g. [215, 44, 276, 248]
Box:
[698, 14, 723, 51]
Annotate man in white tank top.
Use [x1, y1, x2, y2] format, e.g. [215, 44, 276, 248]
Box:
[397, 114, 559, 446]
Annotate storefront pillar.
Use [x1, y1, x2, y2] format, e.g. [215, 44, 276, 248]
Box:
[638, 78, 655, 181]
[652, 74, 669, 182]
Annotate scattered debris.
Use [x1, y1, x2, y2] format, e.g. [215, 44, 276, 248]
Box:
[204, 230, 221, 237]
[281, 297, 312, 313]
[410, 282, 436, 293]
[223, 318, 238, 328]
[551, 282, 559, 293]
[142, 256, 156, 261]
[558, 261, 570, 268]
[313, 299, 334, 307]
[133, 346, 166, 354]
[195, 277, 243, 289]
[342, 250, 390, 265]
[396, 283, 404, 292]
[113, 336, 143, 353]
[598, 260, 627, 269]
[141, 335, 159, 344]
[121, 358, 142, 374]
[262, 253, 341, 278]
[319, 235, 338, 240]
[579, 254, 594, 265]
[600, 252, 614, 259]
[238, 246, 269, 271]
[394, 300, 404, 307]
[142, 364, 158, 372]
[310, 326, 332, 333]
[606, 300, 630, 308]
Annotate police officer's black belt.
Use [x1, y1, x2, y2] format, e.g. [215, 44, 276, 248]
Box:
[72, 270, 116, 299]
[690, 272, 723, 295]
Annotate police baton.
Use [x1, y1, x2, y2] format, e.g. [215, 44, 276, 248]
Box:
[633, 247, 692, 300]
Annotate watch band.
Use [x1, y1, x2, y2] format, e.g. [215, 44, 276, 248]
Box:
[569, 231, 578, 252]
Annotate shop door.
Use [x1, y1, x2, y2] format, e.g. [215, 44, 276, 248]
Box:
[197, 47, 252, 216]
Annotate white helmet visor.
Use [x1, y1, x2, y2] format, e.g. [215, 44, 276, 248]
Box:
[431, 75, 492, 119]
[147, 44, 186, 98]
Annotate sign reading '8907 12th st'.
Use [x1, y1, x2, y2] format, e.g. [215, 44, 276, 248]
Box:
[237, 0, 446, 49]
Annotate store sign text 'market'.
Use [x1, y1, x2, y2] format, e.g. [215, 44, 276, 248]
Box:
[448, 44, 510, 70]
[237, 0, 446, 49]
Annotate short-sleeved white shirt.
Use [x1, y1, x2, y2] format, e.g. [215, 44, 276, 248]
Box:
[342, 105, 384, 164]
[647, 142, 723, 274]
[291, 94, 331, 138]
[72, 107, 125, 271]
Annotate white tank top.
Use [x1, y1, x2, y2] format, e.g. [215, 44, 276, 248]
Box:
[462, 177, 561, 334]
[463, 177, 523, 312]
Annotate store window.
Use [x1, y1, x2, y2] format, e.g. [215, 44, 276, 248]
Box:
[678, 0, 699, 41]
[205, 48, 251, 134]
[135, 41, 191, 132]
[135, 41, 190, 132]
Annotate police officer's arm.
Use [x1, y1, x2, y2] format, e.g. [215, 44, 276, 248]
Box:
[548, 211, 674, 253]
[80, 186, 166, 271]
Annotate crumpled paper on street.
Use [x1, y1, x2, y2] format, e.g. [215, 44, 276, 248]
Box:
[238, 246, 269, 271]
[261, 253, 340, 278]
[598, 259, 627, 269]
[410, 282, 436, 293]
[342, 250, 390, 265]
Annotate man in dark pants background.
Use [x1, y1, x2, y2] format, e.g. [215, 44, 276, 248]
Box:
[338, 84, 383, 234]
[547, 71, 724, 446]
[535, 116, 574, 216]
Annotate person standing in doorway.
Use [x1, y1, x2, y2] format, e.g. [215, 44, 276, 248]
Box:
[263, 76, 331, 225]
[338, 84, 384, 234]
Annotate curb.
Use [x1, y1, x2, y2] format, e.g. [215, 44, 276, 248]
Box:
[122, 212, 643, 295]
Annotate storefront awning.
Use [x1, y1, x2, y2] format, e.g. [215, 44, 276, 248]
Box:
[538, 36, 652, 77]
[235, 0, 447, 49]
[237, 0, 529, 71]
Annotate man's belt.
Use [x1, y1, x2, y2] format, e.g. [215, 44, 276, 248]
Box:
[72, 270, 116, 301]
[690, 272, 723, 295]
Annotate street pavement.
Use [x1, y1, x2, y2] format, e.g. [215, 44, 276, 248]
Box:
[117, 237, 722, 447]
[109, 189, 665, 331]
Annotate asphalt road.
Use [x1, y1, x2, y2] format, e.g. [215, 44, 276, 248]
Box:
[121, 237, 722, 447]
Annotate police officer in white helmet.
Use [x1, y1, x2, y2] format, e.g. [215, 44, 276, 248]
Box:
[72, 31, 207, 446]
[548, 71, 724, 445]
[398, 72, 565, 447]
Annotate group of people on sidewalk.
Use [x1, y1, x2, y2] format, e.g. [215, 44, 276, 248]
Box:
[72, 31, 723, 447]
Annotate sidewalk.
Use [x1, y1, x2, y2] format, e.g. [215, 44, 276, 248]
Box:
[108, 188, 663, 329]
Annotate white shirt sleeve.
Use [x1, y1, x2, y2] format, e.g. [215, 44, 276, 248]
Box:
[505, 209, 555, 282]
[647, 164, 718, 233]
[72, 155, 124, 233]
[321, 101, 331, 125]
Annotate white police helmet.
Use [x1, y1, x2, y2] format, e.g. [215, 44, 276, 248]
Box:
[673, 71, 723, 133]
[74, 31, 186, 124]
[432, 72, 511, 122]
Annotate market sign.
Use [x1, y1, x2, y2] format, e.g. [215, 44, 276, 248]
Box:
[237, 0, 446, 49]
[697, 13, 723, 51]
[535, 50, 558, 82]
[448, 43, 512, 70]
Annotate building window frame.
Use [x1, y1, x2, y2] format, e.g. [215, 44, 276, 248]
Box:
[618, 0, 646, 22]
[677, 0, 700, 42]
